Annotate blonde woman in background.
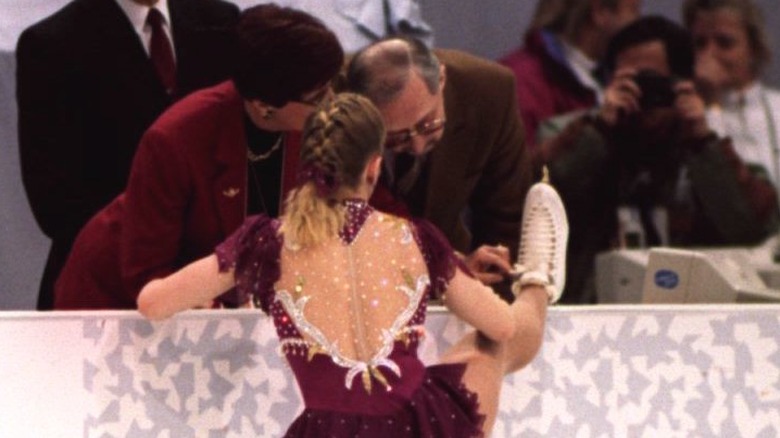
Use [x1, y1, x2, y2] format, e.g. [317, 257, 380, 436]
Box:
[684, 0, 780, 188]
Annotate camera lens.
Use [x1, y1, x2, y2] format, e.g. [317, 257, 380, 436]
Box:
[634, 70, 676, 109]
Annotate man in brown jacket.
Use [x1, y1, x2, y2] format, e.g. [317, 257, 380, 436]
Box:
[346, 37, 533, 299]
[345, 37, 550, 431]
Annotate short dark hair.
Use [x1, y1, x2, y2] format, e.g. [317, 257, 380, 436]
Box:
[345, 36, 440, 107]
[232, 4, 344, 107]
[604, 15, 695, 79]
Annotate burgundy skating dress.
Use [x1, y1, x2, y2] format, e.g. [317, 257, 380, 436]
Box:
[216, 199, 485, 437]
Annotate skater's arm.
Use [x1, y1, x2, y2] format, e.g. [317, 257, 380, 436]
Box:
[137, 255, 235, 320]
[504, 285, 548, 372]
[443, 270, 516, 342]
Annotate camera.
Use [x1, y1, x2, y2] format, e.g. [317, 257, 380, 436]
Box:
[633, 69, 676, 110]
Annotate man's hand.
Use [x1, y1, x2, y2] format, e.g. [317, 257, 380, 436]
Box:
[674, 80, 711, 140]
[463, 245, 514, 285]
[694, 53, 730, 103]
[599, 67, 642, 126]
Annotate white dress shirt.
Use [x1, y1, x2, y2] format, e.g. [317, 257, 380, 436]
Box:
[561, 40, 604, 104]
[707, 82, 780, 186]
[114, 0, 175, 59]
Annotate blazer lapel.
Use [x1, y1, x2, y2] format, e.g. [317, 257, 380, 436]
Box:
[425, 75, 472, 222]
[87, 0, 167, 97]
[168, 0, 197, 89]
[208, 84, 303, 229]
[168, 0, 237, 98]
[212, 84, 248, 233]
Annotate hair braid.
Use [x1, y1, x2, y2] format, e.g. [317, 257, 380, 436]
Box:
[280, 93, 386, 248]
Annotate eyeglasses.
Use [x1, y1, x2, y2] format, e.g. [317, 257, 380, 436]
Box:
[385, 117, 446, 150]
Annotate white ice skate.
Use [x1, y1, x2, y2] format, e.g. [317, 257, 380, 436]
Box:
[512, 167, 569, 303]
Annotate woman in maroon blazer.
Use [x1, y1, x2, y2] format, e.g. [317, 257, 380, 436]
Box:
[53, 5, 344, 309]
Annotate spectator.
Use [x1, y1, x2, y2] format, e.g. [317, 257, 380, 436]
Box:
[500, 0, 641, 150]
[683, 0, 780, 190]
[538, 16, 779, 303]
[53, 4, 344, 309]
[16, 0, 239, 309]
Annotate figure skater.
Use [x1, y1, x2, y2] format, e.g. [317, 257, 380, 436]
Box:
[138, 93, 568, 437]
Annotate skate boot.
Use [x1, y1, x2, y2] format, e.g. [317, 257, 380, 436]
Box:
[512, 167, 568, 303]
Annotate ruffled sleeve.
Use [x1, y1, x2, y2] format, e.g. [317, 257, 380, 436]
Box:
[214, 215, 282, 312]
[411, 219, 472, 300]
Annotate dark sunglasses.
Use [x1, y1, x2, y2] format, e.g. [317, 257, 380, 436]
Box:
[385, 117, 446, 150]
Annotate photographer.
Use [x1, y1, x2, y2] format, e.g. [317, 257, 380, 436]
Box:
[537, 16, 779, 303]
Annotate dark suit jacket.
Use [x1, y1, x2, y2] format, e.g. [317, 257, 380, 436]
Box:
[54, 82, 303, 309]
[16, 0, 239, 309]
[373, 49, 531, 269]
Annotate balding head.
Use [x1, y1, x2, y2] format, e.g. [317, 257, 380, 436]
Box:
[346, 37, 440, 108]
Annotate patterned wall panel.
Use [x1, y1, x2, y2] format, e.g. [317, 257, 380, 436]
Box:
[78, 306, 780, 437]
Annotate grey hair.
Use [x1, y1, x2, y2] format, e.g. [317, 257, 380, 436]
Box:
[682, 0, 772, 76]
[346, 36, 441, 107]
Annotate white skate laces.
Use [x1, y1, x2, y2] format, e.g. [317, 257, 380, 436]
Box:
[512, 167, 568, 303]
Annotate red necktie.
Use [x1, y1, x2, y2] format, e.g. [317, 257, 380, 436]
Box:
[146, 8, 176, 94]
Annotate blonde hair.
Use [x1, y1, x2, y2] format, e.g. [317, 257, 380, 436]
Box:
[530, 0, 620, 40]
[279, 93, 385, 248]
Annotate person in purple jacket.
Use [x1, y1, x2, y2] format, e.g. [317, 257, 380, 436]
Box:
[499, 0, 641, 151]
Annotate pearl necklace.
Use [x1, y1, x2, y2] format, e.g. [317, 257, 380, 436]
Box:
[247, 133, 283, 162]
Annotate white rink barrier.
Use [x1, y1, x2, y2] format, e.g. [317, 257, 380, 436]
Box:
[1, 305, 779, 437]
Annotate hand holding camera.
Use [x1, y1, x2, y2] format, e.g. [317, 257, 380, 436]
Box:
[673, 80, 710, 140]
[599, 68, 709, 138]
[600, 68, 678, 124]
[633, 69, 677, 109]
[599, 67, 643, 126]
[693, 53, 731, 103]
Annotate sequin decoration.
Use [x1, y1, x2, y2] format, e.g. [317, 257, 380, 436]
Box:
[275, 269, 430, 392]
[210, 198, 482, 435]
[339, 199, 373, 244]
[271, 198, 432, 394]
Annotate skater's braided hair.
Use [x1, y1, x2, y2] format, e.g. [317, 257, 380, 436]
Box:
[280, 93, 385, 247]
